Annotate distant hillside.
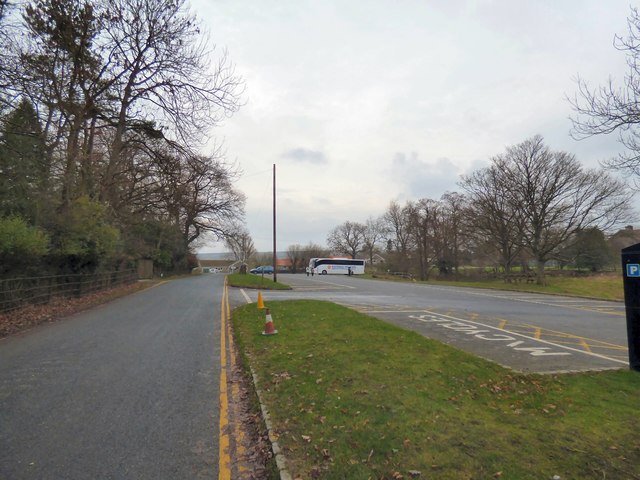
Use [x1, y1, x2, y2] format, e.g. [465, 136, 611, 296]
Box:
[197, 251, 290, 261]
[197, 252, 235, 261]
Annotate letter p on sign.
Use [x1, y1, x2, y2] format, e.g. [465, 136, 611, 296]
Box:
[627, 264, 640, 277]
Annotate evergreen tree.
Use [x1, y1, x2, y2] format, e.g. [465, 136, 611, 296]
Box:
[0, 98, 49, 224]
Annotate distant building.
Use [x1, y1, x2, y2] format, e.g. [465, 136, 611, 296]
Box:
[370, 253, 386, 265]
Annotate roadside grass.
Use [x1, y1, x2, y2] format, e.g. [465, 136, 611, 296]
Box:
[232, 300, 640, 480]
[370, 272, 624, 301]
[227, 273, 291, 290]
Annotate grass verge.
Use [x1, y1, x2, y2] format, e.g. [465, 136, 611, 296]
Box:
[232, 300, 640, 480]
[370, 273, 624, 301]
[227, 273, 291, 290]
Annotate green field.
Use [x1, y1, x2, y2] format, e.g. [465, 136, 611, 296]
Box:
[232, 300, 640, 480]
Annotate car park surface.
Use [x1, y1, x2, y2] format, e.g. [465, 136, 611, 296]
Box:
[229, 273, 628, 373]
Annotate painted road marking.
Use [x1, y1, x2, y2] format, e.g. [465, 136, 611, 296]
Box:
[409, 311, 628, 365]
[494, 319, 627, 358]
[311, 279, 358, 289]
[409, 312, 570, 357]
[219, 279, 231, 480]
[225, 288, 248, 478]
[240, 288, 251, 304]
[425, 285, 625, 316]
[344, 301, 627, 361]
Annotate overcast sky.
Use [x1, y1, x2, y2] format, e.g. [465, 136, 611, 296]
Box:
[191, 0, 636, 253]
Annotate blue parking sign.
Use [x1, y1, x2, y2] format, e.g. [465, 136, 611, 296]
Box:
[627, 264, 640, 277]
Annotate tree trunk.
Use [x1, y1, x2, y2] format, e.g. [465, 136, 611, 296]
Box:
[536, 259, 546, 285]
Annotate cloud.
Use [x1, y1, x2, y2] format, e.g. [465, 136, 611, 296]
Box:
[389, 152, 462, 200]
[281, 148, 328, 165]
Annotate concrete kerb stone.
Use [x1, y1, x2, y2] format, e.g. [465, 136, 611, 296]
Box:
[250, 367, 292, 480]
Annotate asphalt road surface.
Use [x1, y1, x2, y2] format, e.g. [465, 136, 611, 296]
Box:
[231, 274, 629, 373]
[1, 272, 630, 479]
[0, 274, 225, 480]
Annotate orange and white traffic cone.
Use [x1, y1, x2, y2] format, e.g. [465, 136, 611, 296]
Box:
[257, 291, 266, 309]
[262, 308, 278, 335]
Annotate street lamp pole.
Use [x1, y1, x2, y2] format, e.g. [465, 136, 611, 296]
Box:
[273, 163, 277, 283]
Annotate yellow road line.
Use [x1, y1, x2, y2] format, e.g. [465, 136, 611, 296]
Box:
[580, 338, 592, 353]
[588, 344, 629, 351]
[498, 319, 508, 330]
[218, 279, 231, 480]
[500, 320, 627, 350]
[225, 286, 247, 476]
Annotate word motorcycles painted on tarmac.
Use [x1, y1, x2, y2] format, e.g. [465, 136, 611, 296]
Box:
[409, 313, 571, 357]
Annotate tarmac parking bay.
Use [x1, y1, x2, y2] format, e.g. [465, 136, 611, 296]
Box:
[350, 307, 625, 374]
[232, 274, 630, 374]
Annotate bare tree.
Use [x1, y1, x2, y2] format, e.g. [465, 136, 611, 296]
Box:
[99, 0, 243, 205]
[406, 199, 444, 281]
[301, 242, 328, 262]
[0, 0, 18, 111]
[570, 7, 640, 179]
[327, 221, 366, 258]
[362, 216, 385, 265]
[177, 154, 245, 246]
[286, 243, 304, 273]
[19, 0, 106, 204]
[382, 200, 414, 273]
[224, 229, 255, 263]
[439, 192, 469, 275]
[491, 136, 633, 284]
[383, 200, 412, 255]
[460, 167, 524, 273]
[0, 0, 245, 274]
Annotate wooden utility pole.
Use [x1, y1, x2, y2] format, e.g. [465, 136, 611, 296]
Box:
[273, 164, 277, 283]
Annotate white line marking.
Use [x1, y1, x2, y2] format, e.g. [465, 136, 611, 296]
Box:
[305, 279, 357, 289]
[414, 310, 628, 365]
[423, 285, 623, 316]
[240, 289, 251, 304]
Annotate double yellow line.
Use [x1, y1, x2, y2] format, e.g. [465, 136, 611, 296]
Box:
[218, 278, 246, 479]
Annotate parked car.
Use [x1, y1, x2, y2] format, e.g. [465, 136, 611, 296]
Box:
[250, 265, 274, 274]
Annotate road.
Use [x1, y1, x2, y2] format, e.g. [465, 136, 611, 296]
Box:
[0, 275, 226, 480]
[1, 272, 629, 479]
[230, 274, 629, 373]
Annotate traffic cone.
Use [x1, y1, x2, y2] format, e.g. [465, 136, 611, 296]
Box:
[262, 308, 278, 335]
[257, 291, 265, 309]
